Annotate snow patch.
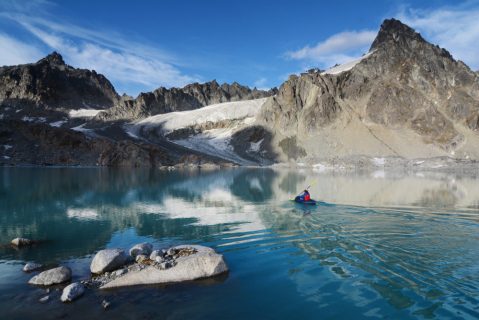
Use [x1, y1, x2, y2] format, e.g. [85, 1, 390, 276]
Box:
[67, 208, 98, 220]
[372, 157, 385, 166]
[69, 109, 104, 118]
[249, 139, 263, 152]
[50, 120, 67, 127]
[21, 116, 35, 122]
[322, 52, 373, 75]
[3, 155, 10, 159]
[3, 145, 12, 150]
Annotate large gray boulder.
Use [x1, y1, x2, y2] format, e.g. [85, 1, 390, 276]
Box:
[90, 249, 129, 274]
[61, 282, 85, 302]
[129, 243, 153, 258]
[101, 245, 227, 289]
[28, 266, 71, 286]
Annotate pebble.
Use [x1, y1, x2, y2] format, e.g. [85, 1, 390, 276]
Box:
[23, 262, 42, 272]
[102, 299, 111, 310]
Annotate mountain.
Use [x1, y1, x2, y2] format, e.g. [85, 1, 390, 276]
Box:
[0, 52, 119, 112]
[253, 18, 479, 164]
[2, 18, 479, 168]
[95, 80, 276, 122]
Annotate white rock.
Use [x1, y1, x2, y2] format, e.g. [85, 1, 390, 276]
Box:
[23, 262, 42, 272]
[149, 250, 162, 261]
[28, 266, 71, 286]
[101, 245, 227, 289]
[154, 256, 165, 263]
[61, 282, 85, 302]
[114, 268, 127, 277]
[90, 249, 128, 274]
[135, 254, 148, 263]
[11, 237, 33, 247]
[39, 296, 49, 303]
[129, 243, 153, 258]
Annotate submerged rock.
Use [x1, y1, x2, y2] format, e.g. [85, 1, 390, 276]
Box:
[101, 299, 111, 310]
[23, 262, 42, 272]
[28, 266, 71, 286]
[101, 245, 227, 289]
[90, 249, 128, 274]
[11, 238, 33, 247]
[60, 282, 85, 302]
[129, 243, 153, 258]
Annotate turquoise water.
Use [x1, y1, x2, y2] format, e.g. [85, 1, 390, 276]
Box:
[1, 167, 478, 319]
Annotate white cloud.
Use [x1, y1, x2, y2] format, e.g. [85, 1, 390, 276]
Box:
[396, 4, 479, 69]
[0, 33, 44, 66]
[253, 77, 269, 90]
[285, 30, 376, 69]
[0, 10, 199, 95]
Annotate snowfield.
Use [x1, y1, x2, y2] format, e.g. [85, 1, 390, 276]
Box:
[69, 109, 104, 118]
[127, 98, 267, 164]
[322, 51, 373, 75]
[132, 98, 267, 134]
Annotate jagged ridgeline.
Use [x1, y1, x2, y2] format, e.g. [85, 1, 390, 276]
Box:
[1, 18, 479, 167]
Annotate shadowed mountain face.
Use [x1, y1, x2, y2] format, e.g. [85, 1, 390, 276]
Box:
[259, 18, 479, 162]
[0, 52, 119, 111]
[95, 80, 277, 122]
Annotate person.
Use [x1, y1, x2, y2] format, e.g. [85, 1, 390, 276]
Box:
[295, 189, 311, 202]
[303, 190, 311, 201]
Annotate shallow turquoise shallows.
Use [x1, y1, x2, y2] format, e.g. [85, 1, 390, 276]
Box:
[1, 167, 479, 319]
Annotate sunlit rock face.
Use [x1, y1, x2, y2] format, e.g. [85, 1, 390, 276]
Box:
[258, 19, 479, 162]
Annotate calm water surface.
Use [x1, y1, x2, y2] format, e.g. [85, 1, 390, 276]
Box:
[0, 167, 478, 319]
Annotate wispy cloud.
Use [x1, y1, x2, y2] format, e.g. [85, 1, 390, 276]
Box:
[396, 3, 479, 70]
[285, 30, 376, 69]
[0, 33, 44, 66]
[0, 4, 199, 95]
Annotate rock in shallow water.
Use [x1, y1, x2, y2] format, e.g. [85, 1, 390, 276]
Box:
[11, 237, 33, 247]
[90, 249, 129, 274]
[61, 282, 85, 302]
[23, 262, 42, 272]
[101, 245, 227, 289]
[129, 243, 153, 258]
[28, 266, 71, 286]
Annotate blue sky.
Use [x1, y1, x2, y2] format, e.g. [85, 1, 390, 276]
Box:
[1, 0, 478, 96]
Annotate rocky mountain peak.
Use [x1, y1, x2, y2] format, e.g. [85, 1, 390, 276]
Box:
[38, 51, 66, 66]
[370, 18, 425, 51]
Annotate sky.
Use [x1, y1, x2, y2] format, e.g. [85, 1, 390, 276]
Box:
[0, 0, 478, 96]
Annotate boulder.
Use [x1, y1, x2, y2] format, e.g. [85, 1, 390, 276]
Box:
[129, 243, 153, 258]
[101, 245, 227, 289]
[28, 266, 71, 286]
[90, 249, 129, 274]
[11, 238, 33, 247]
[23, 262, 42, 272]
[61, 282, 85, 302]
[135, 254, 148, 263]
[149, 250, 163, 261]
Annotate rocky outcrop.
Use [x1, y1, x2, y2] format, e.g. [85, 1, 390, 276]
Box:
[100, 245, 228, 289]
[0, 120, 174, 166]
[258, 18, 479, 162]
[28, 266, 72, 286]
[95, 80, 276, 122]
[90, 249, 129, 274]
[0, 52, 118, 109]
[0, 52, 119, 111]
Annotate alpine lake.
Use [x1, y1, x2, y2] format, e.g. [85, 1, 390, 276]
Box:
[1, 167, 478, 319]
